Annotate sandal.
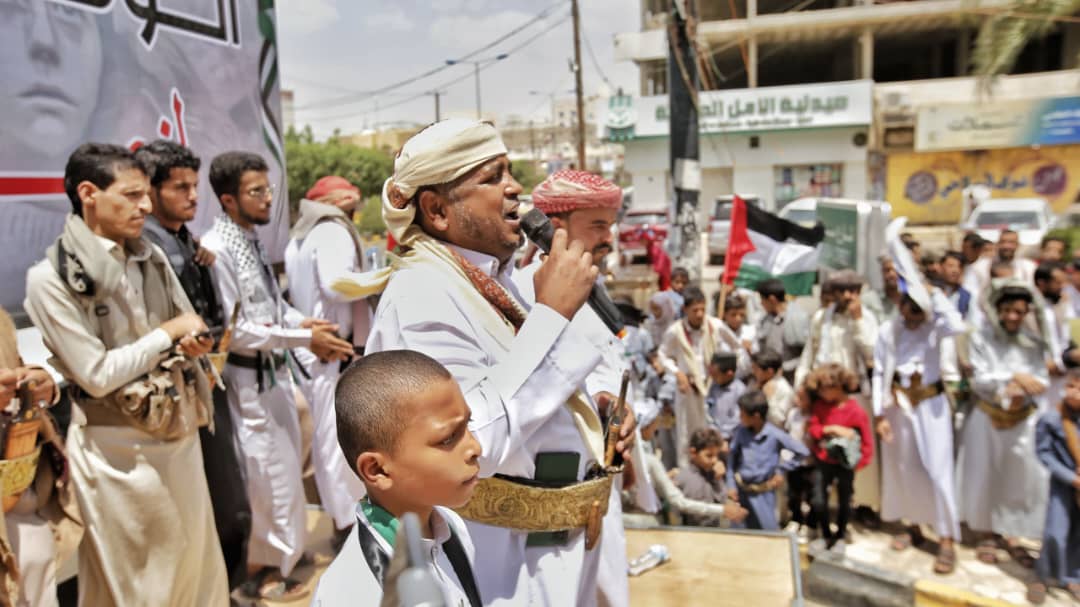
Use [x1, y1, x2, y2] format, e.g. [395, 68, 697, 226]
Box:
[240, 567, 309, 601]
[890, 532, 912, 552]
[1007, 544, 1036, 569]
[1026, 581, 1047, 605]
[975, 540, 999, 565]
[933, 546, 956, 575]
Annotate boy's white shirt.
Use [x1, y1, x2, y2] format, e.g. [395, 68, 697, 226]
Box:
[313, 506, 476, 607]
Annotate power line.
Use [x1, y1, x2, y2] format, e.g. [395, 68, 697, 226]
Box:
[301, 15, 572, 125]
[293, 1, 569, 112]
[581, 25, 613, 88]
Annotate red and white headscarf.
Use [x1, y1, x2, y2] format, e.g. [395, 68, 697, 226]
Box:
[531, 169, 622, 215]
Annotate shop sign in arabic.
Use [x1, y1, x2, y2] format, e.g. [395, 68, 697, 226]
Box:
[916, 96, 1080, 151]
[610, 80, 872, 138]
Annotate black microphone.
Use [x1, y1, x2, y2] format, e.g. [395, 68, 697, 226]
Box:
[520, 208, 625, 336]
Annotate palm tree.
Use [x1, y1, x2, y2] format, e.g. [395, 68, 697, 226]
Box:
[971, 0, 1080, 80]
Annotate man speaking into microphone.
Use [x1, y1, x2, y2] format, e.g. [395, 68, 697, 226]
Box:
[362, 120, 636, 607]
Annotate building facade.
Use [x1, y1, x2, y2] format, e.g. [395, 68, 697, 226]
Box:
[608, 0, 1080, 223]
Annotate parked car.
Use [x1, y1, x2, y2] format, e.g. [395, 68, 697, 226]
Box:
[707, 195, 761, 265]
[776, 197, 818, 228]
[619, 209, 669, 262]
[961, 198, 1053, 247]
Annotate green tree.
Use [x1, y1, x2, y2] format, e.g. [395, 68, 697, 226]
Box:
[284, 127, 394, 227]
[511, 160, 545, 193]
[972, 0, 1080, 80]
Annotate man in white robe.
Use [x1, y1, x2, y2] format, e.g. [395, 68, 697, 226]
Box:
[1035, 261, 1075, 407]
[872, 220, 967, 574]
[24, 143, 227, 606]
[513, 169, 646, 607]
[360, 120, 633, 607]
[202, 152, 354, 599]
[962, 229, 1036, 297]
[284, 175, 369, 545]
[957, 280, 1051, 565]
[658, 286, 748, 469]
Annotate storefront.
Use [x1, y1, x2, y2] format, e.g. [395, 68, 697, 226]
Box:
[603, 80, 873, 220]
[887, 95, 1080, 223]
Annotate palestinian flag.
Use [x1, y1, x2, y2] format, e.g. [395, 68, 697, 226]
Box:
[721, 195, 825, 296]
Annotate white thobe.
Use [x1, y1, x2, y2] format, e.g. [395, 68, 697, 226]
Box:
[658, 317, 747, 469]
[514, 263, 635, 607]
[284, 221, 368, 530]
[956, 324, 1050, 539]
[202, 225, 310, 575]
[366, 245, 604, 607]
[872, 290, 966, 539]
[962, 257, 1036, 297]
[1041, 296, 1074, 408]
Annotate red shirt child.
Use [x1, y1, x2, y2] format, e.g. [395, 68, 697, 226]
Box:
[806, 397, 874, 469]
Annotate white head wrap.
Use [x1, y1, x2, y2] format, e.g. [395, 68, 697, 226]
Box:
[382, 119, 507, 242]
[884, 217, 931, 312]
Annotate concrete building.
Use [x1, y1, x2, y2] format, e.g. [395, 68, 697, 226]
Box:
[606, 0, 1080, 223]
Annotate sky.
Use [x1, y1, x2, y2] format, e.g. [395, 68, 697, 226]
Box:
[275, 0, 640, 139]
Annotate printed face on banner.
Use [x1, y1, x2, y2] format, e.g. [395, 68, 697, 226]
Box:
[0, 0, 286, 314]
[0, 1, 102, 162]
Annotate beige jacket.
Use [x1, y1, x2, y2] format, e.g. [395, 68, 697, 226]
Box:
[0, 308, 82, 607]
[23, 214, 211, 436]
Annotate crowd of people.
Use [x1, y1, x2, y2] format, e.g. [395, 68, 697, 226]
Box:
[2, 116, 1079, 607]
[617, 222, 1080, 603]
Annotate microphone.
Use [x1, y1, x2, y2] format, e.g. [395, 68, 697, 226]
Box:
[520, 208, 625, 336]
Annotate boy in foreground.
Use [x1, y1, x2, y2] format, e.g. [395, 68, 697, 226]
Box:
[314, 350, 483, 607]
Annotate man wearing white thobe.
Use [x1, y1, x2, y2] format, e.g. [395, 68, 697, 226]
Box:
[202, 152, 353, 595]
[363, 120, 631, 607]
[872, 230, 967, 573]
[957, 281, 1051, 558]
[658, 286, 747, 470]
[285, 176, 369, 541]
[962, 229, 1036, 297]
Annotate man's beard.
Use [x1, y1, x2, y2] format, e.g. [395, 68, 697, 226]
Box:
[1044, 290, 1062, 304]
[998, 250, 1015, 262]
[239, 207, 270, 226]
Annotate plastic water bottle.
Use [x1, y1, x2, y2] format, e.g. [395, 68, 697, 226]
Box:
[628, 544, 670, 577]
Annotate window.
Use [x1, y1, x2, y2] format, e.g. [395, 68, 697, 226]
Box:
[774, 164, 842, 209]
[972, 211, 1040, 231]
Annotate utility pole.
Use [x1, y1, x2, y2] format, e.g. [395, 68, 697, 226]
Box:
[474, 62, 482, 119]
[426, 91, 443, 122]
[571, 0, 587, 170]
[668, 0, 702, 282]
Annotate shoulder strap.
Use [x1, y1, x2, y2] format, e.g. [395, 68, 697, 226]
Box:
[444, 529, 483, 607]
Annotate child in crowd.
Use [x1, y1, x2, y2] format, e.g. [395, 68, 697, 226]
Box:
[673, 428, 729, 527]
[751, 350, 794, 429]
[785, 387, 816, 538]
[645, 348, 680, 470]
[314, 351, 483, 607]
[706, 353, 747, 442]
[721, 294, 756, 356]
[633, 400, 748, 527]
[1028, 369, 1080, 604]
[726, 391, 810, 530]
[804, 363, 874, 552]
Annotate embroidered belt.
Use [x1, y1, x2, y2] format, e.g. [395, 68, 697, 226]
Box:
[891, 376, 946, 408]
[975, 399, 1036, 430]
[0, 447, 40, 499]
[735, 473, 773, 495]
[454, 471, 619, 550]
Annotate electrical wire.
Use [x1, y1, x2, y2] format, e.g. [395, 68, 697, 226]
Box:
[302, 14, 572, 125]
[293, 1, 569, 112]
